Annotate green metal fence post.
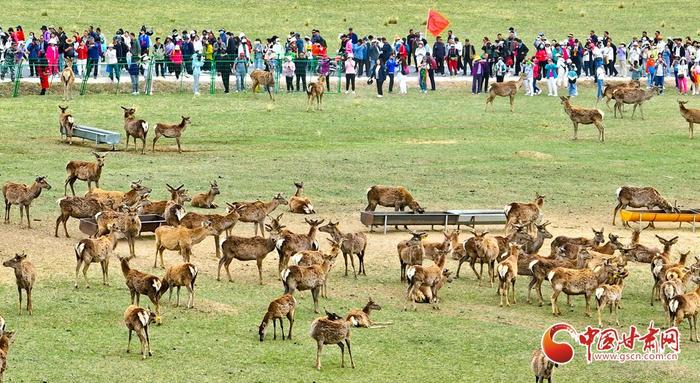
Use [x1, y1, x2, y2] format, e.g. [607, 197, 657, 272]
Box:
[12, 63, 23, 97]
[210, 57, 216, 95]
[337, 63, 342, 94]
[80, 61, 91, 95]
[145, 60, 154, 95]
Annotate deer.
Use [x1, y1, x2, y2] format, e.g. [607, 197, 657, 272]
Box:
[669, 278, 700, 342]
[504, 194, 545, 235]
[3, 176, 52, 229]
[548, 259, 622, 317]
[496, 243, 522, 307]
[619, 233, 673, 266]
[140, 183, 189, 217]
[528, 246, 593, 306]
[95, 200, 149, 258]
[123, 305, 157, 359]
[64, 152, 107, 196]
[180, 204, 245, 258]
[411, 269, 453, 304]
[595, 269, 629, 326]
[404, 247, 450, 311]
[0, 325, 17, 383]
[3, 252, 36, 315]
[86, 180, 152, 211]
[289, 239, 342, 298]
[559, 96, 605, 142]
[649, 239, 681, 305]
[61, 58, 75, 100]
[516, 221, 553, 255]
[120, 256, 164, 323]
[121, 106, 149, 154]
[613, 186, 677, 227]
[281, 254, 335, 313]
[445, 229, 465, 261]
[162, 263, 198, 309]
[550, 228, 605, 257]
[530, 348, 558, 383]
[231, 193, 287, 237]
[58, 105, 76, 144]
[397, 231, 428, 281]
[345, 297, 392, 328]
[422, 231, 453, 262]
[467, 229, 501, 286]
[307, 75, 326, 112]
[612, 86, 659, 120]
[661, 259, 700, 327]
[271, 216, 323, 275]
[319, 221, 368, 278]
[249, 69, 275, 101]
[365, 185, 425, 231]
[152, 116, 191, 153]
[600, 79, 640, 110]
[218, 225, 277, 285]
[485, 72, 525, 112]
[258, 294, 296, 341]
[678, 100, 700, 139]
[153, 221, 217, 268]
[288, 182, 315, 214]
[191, 181, 220, 209]
[74, 223, 121, 288]
[310, 310, 354, 371]
[55, 195, 104, 237]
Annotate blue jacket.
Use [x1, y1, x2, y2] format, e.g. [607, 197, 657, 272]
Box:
[27, 42, 41, 59]
[192, 55, 204, 75]
[128, 62, 140, 75]
[181, 41, 194, 58]
[386, 58, 397, 74]
[353, 43, 366, 60]
[88, 45, 101, 60]
[138, 34, 150, 50]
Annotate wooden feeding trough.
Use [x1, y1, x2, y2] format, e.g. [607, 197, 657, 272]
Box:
[78, 214, 166, 236]
[359, 210, 506, 234]
[620, 209, 700, 232]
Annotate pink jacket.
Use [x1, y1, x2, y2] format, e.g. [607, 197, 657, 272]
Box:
[46, 45, 59, 63]
[344, 59, 356, 74]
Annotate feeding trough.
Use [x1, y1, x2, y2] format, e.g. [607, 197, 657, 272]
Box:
[360, 209, 506, 234]
[620, 209, 700, 232]
[78, 214, 166, 236]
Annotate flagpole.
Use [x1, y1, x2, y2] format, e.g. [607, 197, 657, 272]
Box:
[426, 8, 430, 38]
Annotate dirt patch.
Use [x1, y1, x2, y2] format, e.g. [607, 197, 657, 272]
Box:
[405, 139, 457, 145]
[194, 299, 238, 315]
[514, 150, 553, 160]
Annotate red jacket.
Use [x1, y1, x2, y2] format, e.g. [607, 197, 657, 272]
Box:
[77, 45, 88, 60]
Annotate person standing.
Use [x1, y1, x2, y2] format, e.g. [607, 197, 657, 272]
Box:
[128, 57, 140, 95]
[105, 43, 119, 82]
[76, 39, 87, 77]
[170, 45, 183, 79]
[253, 38, 264, 70]
[462, 39, 475, 75]
[523, 58, 534, 96]
[567, 64, 578, 96]
[344, 53, 356, 93]
[432, 36, 446, 75]
[192, 52, 204, 96]
[426, 52, 436, 91]
[494, 56, 507, 82]
[374, 59, 386, 97]
[37, 49, 50, 95]
[294, 53, 307, 91]
[386, 53, 396, 92]
[216, 48, 231, 93]
[617, 43, 628, 77]
[181, 34, 194, 75]
[353, 39, 366, 77]
[446, 42, 459, 76]
[544, 58, 558, 96]
[152, 38, 165, 77]
[596, 64, 605, 100]
[26, 37, 40, 76]
[654, 56, 665, 93]
[282, 56, 295, 92]
[471, 57, 483, 94]
[418, 58, 428, 93]
[234, 52, 248, 92]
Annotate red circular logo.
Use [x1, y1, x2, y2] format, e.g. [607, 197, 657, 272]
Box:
[541, 323, 577, 365]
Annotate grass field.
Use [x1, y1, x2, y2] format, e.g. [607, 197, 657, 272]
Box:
[1, 2, 700, 382]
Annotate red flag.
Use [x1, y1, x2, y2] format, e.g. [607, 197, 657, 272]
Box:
[426, 9, 450, 37]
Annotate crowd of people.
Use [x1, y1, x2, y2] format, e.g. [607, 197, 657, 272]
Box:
[1, 24, 700, 97]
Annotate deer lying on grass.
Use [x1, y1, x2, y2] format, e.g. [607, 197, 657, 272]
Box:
[669, 278, 700, 342]
[86, 180, 151, 211]
[272, 216, 323, 275]
[0, 324, 17, 382]
[258, 294, 296, 341]
[310, 310, 354, 371]
[218, 225, 277, 284]
[250, 69, 275, 101]
[661, 260, 700, 327]
[61, 58, 75, 100]
[58, 105, 75, 144]
[504, 194, 545, 235]
[162, 263, 198, 309]
[612, 86, 659, 120]
[497, 244, 521, 307]
[397, 231, 428, 281]
[560, 96, 605, 142]
[95, 202, 148, 258]
[121, 106, 149, 154]
[64, 152, 106, 196]
[120, 256, 164, 323]
[528, 246, 593, 306]
[530, 348, 558, 383]
[140, 183, 188, 217]
[190, 181, 220, 209]
[678, 100, 700, 139]
[124, 305, 156, 359]
[231, 193, 287, 237]
[319, 221, 368, 277]
[307, 75, 326, 112]
[365, 185, 425, 231]
[600, 79, 640, 110]
[74, 224, 120, 288]
[548, 259, 622, 317]
[485, 73, 525, 112]
[281, 252, 335, 313]
[345, 298, 392, 328]
[3, 176, 52, 229]
[180, 203, 245, 258]
[595, 269, 629, 326]
[152, 116, 191, 153]
[404, 248, 450, 311]
[3, 253, 36, 315]
[550, 228, 605, 257]
[613, 186, 677, 227]
[153, 221, 217, 267]
[289, 182, 315, 214]
[55, 195, 104, 237]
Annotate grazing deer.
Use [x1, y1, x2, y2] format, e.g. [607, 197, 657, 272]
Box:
[258, 294, 296, 341]
[3, 176, 52, 228]
[288, 182, 315, 214]
[218, 226, 277, 284]
[600, 79, 640, 110]
[64, 152, 106, 196]
[153, 221, 217, 267]
[55, 195, 104, 237]
[61, 58, 75, 100]
[152, 116, 191, 153]
[612, 86, 659, 120]
[0, 327, 17, 382]
[345, 298, 392, 328]
[123, 305, 156, 359]
[550, 228, 605, 257]
[120, 256, 164, 323]
[162, 263, 198, 309]
[3, 253, 36, 315]
[232, 193, 288, 237]
[191, 181, 220, 209]
[485, 73, 525, 112]
[530, 348, 558, 383]
[86, 180, 152, 211]
[280, 252, 336, 313]
[497, 244, 521, 307]
[180, 204, 245, 258]
[95, 201, 149, 258]
[678, 100, 700, 139]
[669, 278, 700, 342]
[365, 185, 425, 231]
[397, 231, 428, 282]
[319, 221, 368, 278]
[58, 105, 76, 144]
[74, 224, 121, 288]
[121, 106, 149, 154]
[560, 96, 605, 142]
[250, 69, 275, 101]
[613, 186, 677, 227]
[140, 183, 189, 217]
[404, 248, 450, 311]
[548, 259, 622, 317]
[310, 310, 354, 371]
[307, 75, 326, 112]
[504, 194, 545, 235]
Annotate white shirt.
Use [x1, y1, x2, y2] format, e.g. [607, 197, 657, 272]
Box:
[596, 66, 605, 79]
[106, 49, 118, 64]
[193, 39, 203, 53]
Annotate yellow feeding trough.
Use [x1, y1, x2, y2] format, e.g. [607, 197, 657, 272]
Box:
[620, 209, 700, 231]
